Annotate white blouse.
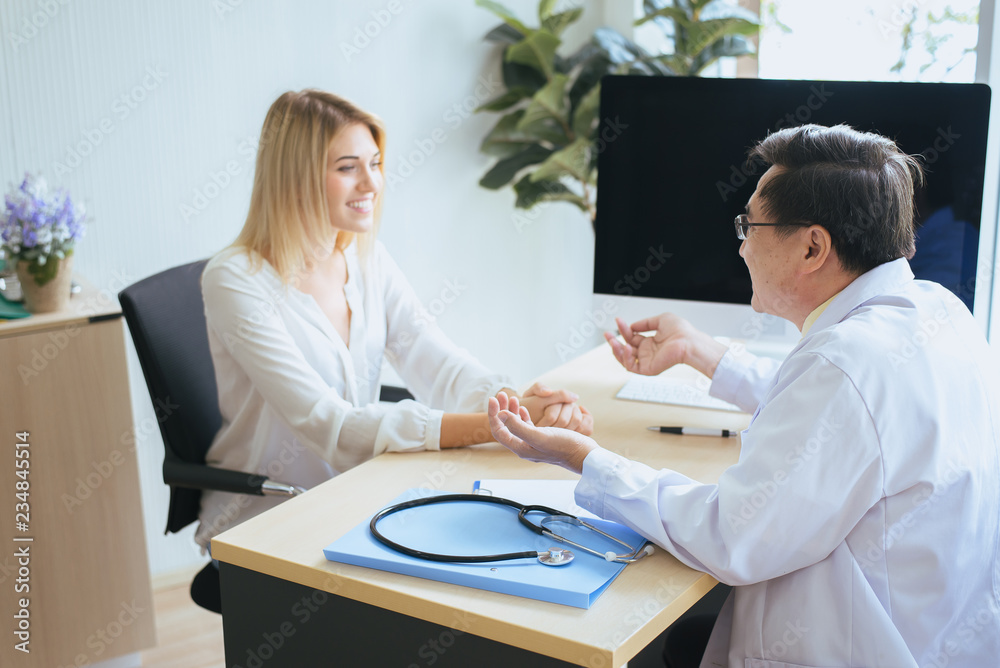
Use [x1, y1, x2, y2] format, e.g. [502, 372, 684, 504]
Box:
[194, 241, 511, 550]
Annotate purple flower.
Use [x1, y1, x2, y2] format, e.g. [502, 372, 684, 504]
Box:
[0, 172, 87, 263]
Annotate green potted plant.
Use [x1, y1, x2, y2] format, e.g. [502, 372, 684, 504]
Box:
[475, 0, 760, 227]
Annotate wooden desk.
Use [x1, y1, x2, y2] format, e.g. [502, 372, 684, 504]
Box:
[0, 279, 155, 667]
[212, 344, 748, 667]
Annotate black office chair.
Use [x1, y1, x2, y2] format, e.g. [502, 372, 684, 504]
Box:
[119, 260, 304, 614]
[120, 259, 414, 614]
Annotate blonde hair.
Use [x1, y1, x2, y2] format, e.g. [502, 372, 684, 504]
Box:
[233, 89, 386, 282]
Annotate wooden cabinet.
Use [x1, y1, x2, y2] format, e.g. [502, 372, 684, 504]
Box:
[0, 280, 155, 667]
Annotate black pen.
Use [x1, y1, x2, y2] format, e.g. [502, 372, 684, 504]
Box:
[648, 426, 738, 437]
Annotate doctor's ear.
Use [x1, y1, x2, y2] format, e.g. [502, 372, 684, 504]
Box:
[802, 225, 833, 267]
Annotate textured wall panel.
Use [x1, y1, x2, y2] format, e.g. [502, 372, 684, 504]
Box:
[1, 0, 605, 578]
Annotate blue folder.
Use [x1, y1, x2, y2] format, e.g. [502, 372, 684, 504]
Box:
[323, 488, 648, 609]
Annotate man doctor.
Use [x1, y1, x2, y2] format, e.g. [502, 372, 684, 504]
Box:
[489, 124, 1000, 667]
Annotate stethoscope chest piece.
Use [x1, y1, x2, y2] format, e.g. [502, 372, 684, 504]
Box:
[537, 548, 574, 566]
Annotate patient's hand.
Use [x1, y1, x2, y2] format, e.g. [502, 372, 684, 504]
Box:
[516, 382, 594, 435]
[488, 392, 598, 474]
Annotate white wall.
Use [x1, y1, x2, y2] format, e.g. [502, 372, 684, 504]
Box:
[0, 0, 610, 576]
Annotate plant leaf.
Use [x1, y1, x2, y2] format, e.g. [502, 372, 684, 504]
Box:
[475, 0, 531, 35]
[538, 0, 558, 21]
[635, 6, 691, 28]
[517, 73, 570, 142]
[530, 137, 592, 183]
[513, 174, 590, 212]
[685, 17, 760, 58]
[649, 53, 690, 75]
[693, 34, 756, 70]
[564, 41, 603, 71]
[542, 8, 584, 37]
[516, 116, 570, 146]
[571, 83, 601, 138]
[502, 56, 548, 94]
[505, 29, 561, 79]
[479, 144, 554, 189]
[567, 45, 614, 112]
[480, 109, 538, 158]
[699, 1, 760, 23]
[690, 0, 715, 14]
[591, 27, 659, 66]
[476, 87, 533, 113]
[484, 23, 526, 44]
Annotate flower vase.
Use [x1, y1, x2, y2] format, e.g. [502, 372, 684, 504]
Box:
[16, 253, 73, 313]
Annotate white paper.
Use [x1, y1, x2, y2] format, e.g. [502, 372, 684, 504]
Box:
[472, 479, 600, 520]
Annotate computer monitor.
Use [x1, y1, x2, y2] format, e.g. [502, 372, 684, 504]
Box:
[592, 76, 991, 351]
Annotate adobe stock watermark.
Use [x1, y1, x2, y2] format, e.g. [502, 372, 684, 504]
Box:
[857, 456, 966, 574]
[61, 394, 179, 514]
[197, 437, 307, 541]
[56, 599, 147, 668]
[761, 619, 810, 662]
[405, 611, 474, 668]
[15, 322, 81, 385]
[16, 269, 135, 385]
[611, 245, 672, 296]
[555, 245, 670, 361]
[604, 576, 684, 648]
[217, 283, 291, 352]
[512, 115, 630, 234]
[230, 573, 346, 668]
[726, 415, 843, 531]
[385, 74, 503, 191]
[887, 308, 950, 370]
[555, 297, 619, 362]
[716, 84, 835, 202]
[356, 276, 469, 397]
[6, 0, 72, 52]
[921, 600, 998, 668]
[919, 126, 960, 165]
[51, 66, 169, 178]
[340, 0, 409, 62]
[179, 133, 262, 223]
[213, 0, 246, 20]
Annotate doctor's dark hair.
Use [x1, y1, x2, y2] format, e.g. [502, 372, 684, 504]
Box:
[234, 89, 386, 283]
[747, 124, 924, 275]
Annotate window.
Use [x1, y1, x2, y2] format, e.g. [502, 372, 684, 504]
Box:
[758, 0, 981, 82]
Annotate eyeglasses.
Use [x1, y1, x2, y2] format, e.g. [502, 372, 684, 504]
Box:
[734, 214, 810, 240]
[734, 214, 788, 240]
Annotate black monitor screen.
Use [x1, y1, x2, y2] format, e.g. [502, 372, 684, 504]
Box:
[593, 76, 991, 311]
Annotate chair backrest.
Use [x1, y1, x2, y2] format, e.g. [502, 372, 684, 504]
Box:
[120, 260, 220, 533]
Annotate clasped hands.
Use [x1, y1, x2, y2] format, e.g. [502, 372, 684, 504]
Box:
[504, 382, 593, 435]
[490, 314, 722, 473]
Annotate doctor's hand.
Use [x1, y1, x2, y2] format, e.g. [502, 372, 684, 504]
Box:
[506, 383, 594, 435]
[488, 392, 598, 474]
[605, 314, 728, 379]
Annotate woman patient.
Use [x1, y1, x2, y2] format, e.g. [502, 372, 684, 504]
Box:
[195, 89, 591, 551]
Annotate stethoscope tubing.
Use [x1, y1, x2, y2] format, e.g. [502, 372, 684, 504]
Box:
[369, 493, 649, 565]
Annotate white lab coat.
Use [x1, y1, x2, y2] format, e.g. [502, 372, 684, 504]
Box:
[575, 259, 1000, 667]
[195, 242, 511, 550]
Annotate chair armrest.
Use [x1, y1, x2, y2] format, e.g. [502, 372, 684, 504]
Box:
[164, 460, 269, 496]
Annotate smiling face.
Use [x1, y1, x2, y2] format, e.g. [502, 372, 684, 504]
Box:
[739, 166, 800, 319]
[325, 123, 383, 235]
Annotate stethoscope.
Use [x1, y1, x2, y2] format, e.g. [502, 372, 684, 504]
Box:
[369, 493, 654, 567]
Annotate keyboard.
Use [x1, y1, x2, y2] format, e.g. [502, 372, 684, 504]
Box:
[615, 375, 744, 412]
